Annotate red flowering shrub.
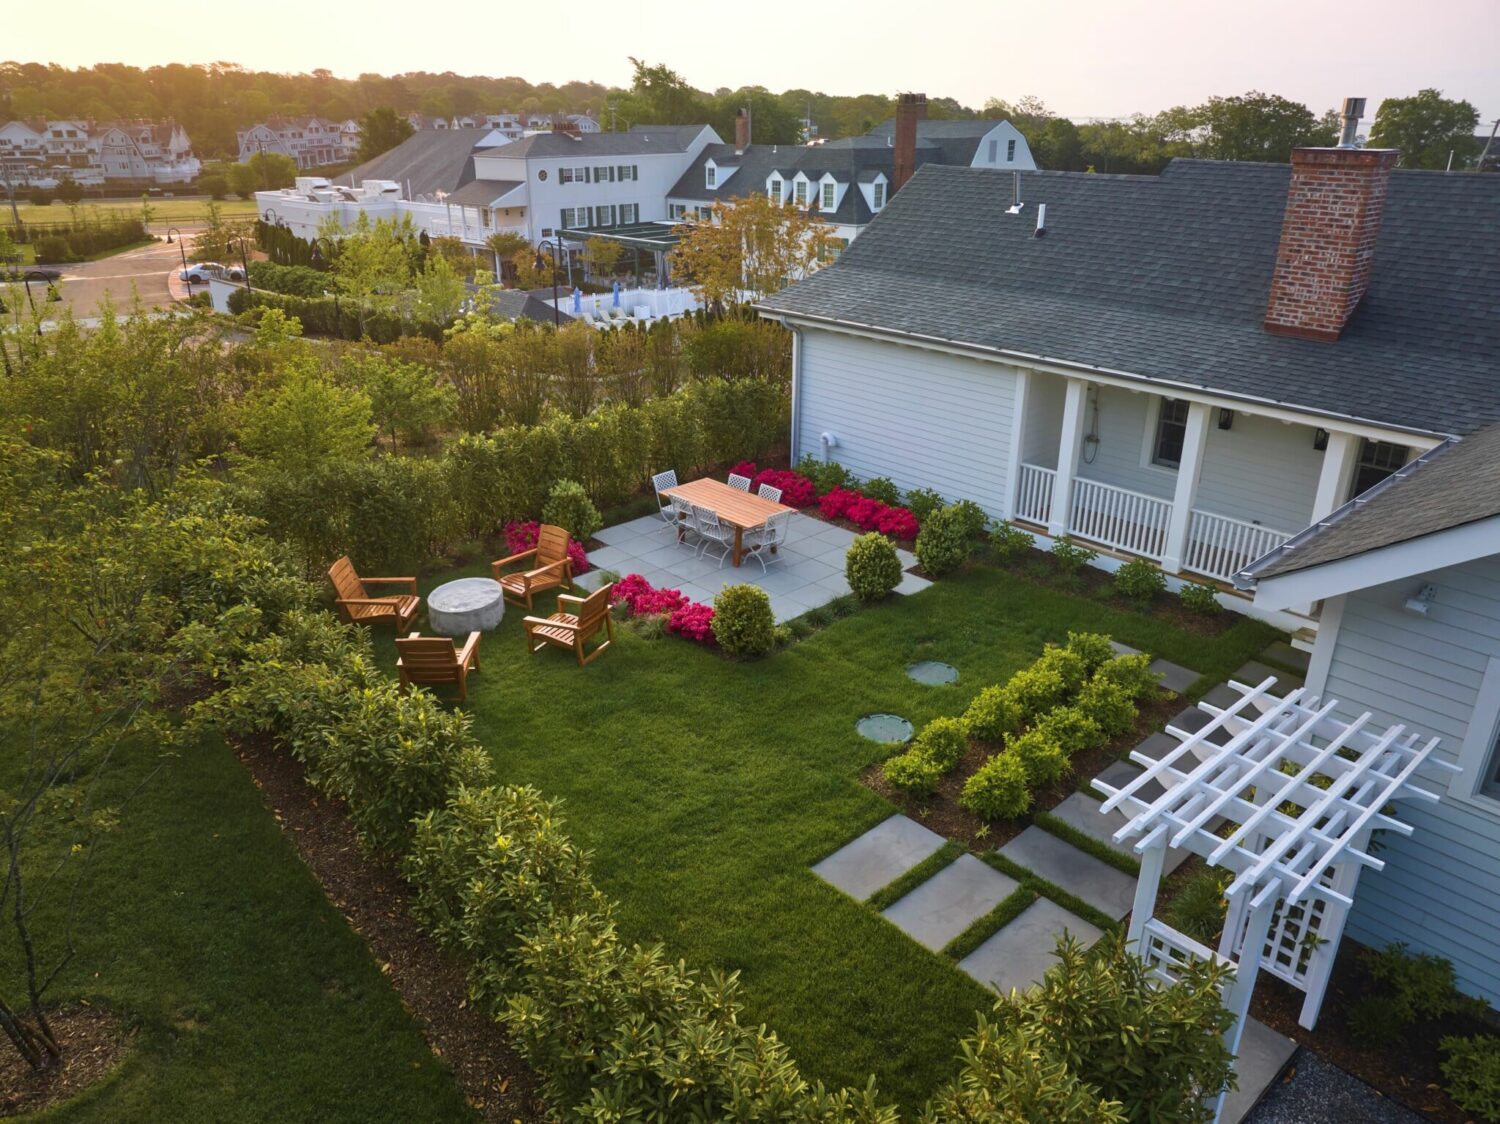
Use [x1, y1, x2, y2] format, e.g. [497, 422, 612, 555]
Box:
[729, 460, 759, 480]
[666, 601, 716, 643]
[876, 506, 920, 540]
[503, 520, 590, 574]
[751, 469, 817, 508]
[815, 487, 919, 541]
[820, 487, 860, 520]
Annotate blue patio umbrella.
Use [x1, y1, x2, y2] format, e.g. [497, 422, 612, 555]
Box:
[572, 286, 582, 314]
[612, 279, 622, 307]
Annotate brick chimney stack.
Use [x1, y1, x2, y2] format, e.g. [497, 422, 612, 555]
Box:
[734, 110, 750, 153]
[1262, 145, 1397, 341]
[892, 92, 926, 194]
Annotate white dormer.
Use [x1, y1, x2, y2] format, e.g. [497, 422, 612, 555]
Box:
[859, 173, 889, 215]
[972, 121, 1037, 170]
[815, 173, 844, 215]
[791, 172, 812, 207]
[767, 172, 785, 206]
[704, 158, 737, 190]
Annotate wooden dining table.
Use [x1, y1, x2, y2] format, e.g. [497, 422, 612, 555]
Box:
[660, 478, 795, 567]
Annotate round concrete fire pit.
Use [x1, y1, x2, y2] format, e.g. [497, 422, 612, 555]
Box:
[427, 577, 504, 636]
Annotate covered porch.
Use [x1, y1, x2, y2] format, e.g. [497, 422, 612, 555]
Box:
[1009, 374, 1412, 588]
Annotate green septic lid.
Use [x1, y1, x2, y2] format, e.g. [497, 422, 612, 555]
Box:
[856, 714, 914, 744]
[906, 660, 958, 686]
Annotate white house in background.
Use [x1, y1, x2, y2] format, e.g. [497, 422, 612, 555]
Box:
[255, 124, 719, 262]
[760, 106, 1499, 638]
[95, 121, 200, 183]
[1239, 424, 1500, 1005]
[666, 94, 1035, 244]
[0, 120, 46, 184]
[237, 116, 358, 168]
[0, 118, 198, 185]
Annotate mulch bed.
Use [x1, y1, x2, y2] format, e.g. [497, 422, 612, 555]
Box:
[0, 1004, 131, 1118]
[861, 692, 1182, 850]
[1250, 945, 1490, 1123]
[232, 735, 545, 1122]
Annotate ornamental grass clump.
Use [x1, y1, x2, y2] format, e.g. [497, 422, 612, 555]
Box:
[845, 532, 903, 602]
[711, 584, 775, 658]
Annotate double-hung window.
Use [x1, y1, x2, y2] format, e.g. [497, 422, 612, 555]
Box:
[872, 180, 886, 210]
[705, 164, 717, 188]
[668, 203, 686, 220]
[1350, 439, 1408, 498]
[1151, 399, 1191, 468]
[768, 178, 782, 205]
[820, 181, 835, 210]
[619, 202, 638, 224]
[592, 165, 615, 183]
[594, 204, 616, 227]
[793, 179, 808, 206]
[617, 164, 637, 181]
[560, 207, 588, 229]
[1007, 138, 1017, 161]
[987, 139, 998, 162]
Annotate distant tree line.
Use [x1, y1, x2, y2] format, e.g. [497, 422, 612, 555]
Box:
[0, 59, 1484, 172]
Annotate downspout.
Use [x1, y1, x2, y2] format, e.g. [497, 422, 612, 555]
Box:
[788, 323, 803, 464]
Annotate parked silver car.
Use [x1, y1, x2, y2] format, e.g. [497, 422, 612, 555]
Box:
[179, 261, 245, 283]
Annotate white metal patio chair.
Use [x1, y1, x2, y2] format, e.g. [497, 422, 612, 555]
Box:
[727, 473, 752, 492]
[742, 510, 793, 572]
[693, 507, 737, 567]
[670, 495, 701, 550]
[652, 469, 679, 533]
[757, 483, 783, 503]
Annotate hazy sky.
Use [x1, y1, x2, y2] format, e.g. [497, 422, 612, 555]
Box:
[9, 0, 1498, 122]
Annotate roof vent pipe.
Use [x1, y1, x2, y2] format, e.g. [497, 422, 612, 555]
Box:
[1006, 171, 1023, 214]
[1338, 97, 1366, 147]
[1033, 202, 1047, 237]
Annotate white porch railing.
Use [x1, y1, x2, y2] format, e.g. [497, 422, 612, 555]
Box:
[1069, 478, 1172, 559]
[1014, 463, 1055, 524]
[1183, 510, 1294, 584]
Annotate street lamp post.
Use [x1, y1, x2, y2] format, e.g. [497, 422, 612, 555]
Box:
[232, 238, 253, 292]
[533, 239, 563, 328]
[165, 227, 188, 277]
[22, 270, 60, 336]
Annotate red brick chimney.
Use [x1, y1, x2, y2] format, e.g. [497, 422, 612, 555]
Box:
[734, 110, 750, 154]
[1263, 146, 1397, 341]
[892, 92, 926, 193]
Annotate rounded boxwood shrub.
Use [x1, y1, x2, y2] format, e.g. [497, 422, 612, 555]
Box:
[948, 499, 989, 540]
[1004, 664, 1069, 721]
[904, 487, 945, 523]
[859, 475, 903, 506]
[1095, 653, 1161, 699]
[1032, 706, 1103, 755]
[1113, 556, 1166, 603]
[1065, 631, 1116, 674]
[1050, 535, 1097, 575]
[883, 749, 943, 795]
[1008, 729, 1070, 786]
[912, 715, 969, 772]
[542, 478, 603, 543]
[914, 504, 974, 577]
[844, 532, 903, 602]
[960, 752, 1032, 820]
[711, 584, 775, 658]
[963, 684, 1021, 743]
[1076, 678, 1138, 737]
[1180, 581, 1223, 616]
[1035, 646, 1088, 694]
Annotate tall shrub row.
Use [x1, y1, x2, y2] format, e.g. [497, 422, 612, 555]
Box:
[228, 286, 452, 343]
[31, 216, 148, 262]
[248, 259, 331, 297]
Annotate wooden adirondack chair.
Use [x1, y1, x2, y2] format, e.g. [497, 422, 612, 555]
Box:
[492, 523, 574, 610]
[328, 555, 420, 632]
[522, 583, 615, 666]
[395, 632, 482, 702]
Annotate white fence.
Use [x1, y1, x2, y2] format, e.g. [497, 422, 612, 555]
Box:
[554, 286, 701, 324]
[1184, 510, 1294, 584]
[1014, 463, 1056, 524]
[1069, 478, 1172, 559]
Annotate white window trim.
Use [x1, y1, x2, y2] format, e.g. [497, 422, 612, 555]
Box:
[1139, 395, 1185, 476]
[705, 162, 717, 188]
[820, 179, 836, 210]
[1449, 655, 1500, 817]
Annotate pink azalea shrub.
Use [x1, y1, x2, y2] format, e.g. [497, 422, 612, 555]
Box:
[503, 520, 590, 575]
[666, 600, 716, 643]
[729, 460, 759, 480]
[816, 487, 919, 541]
[609, 573, 715, 646]
[751, 468, 817, 508]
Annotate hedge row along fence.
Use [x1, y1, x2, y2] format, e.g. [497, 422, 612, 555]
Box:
[228, 285, 452, 343]
[30, 216, 149, 263]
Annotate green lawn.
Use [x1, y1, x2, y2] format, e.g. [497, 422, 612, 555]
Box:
[378, 559, 1276, 1110]
[1, 735, 474, 1123]
[9, 197, 258, 226]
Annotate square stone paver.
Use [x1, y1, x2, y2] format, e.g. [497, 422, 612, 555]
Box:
[881, 855, 1020, 951]
[1221, 1017, 1298, 1124]
[1260, 640, 1311, 675]
[1109, 640, 1142, 656]
[1092, 759, 1168, 804]
[1048, 792, 1190, 874]
[1168, 706, 1233, 747]
[812, 815, 946, 902]
[1148, 657, 1200, 695]
[958, 898, 1104, 993]
[1203, 682, 1242, 710]
[1234, 660, 1304, 694]
[998, 826, 1137, 920]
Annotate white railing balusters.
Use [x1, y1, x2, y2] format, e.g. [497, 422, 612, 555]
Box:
[1015, 463, 1055, 525]
[1184, 510, 1294, 584]
[1067, 478, 1172, 559]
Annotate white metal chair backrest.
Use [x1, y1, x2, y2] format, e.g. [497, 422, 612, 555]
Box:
[670, 494, 697, 538]
[652, 469, 678, 497]
[695, 506, 725, 536]
[727, 474, 752, 492]
[762, 510, 792, 549]
[757, 483, 783, 503]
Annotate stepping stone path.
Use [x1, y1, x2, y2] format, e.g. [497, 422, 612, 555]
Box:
[881, 854, 1018, 951]
[959, 898, 1105, 993]
[998, 826, 1138, 920]
[1106, 640, 1197, 695]
[1259, 640, 1311, 676]
[1234, 660, 1306, 696]
[812, 815, 944, 901]
[1048, 792, 1191, 874]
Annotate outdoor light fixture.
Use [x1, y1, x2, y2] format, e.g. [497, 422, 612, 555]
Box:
[1218, 408, 1235, 431]
[1313, 428, 1330, 451]
[1404, 583, 1436, 616]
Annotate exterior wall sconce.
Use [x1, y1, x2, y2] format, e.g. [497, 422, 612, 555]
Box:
[1313, 428, 1330, 451]
[1218, 408, 1235, 431]
[1404, 583, 1436, 616]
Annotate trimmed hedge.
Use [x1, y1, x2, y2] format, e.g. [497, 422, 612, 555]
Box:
[248, 259, 331, 297]
[31, 217, 148, 263]
[228, 286, 451, 343]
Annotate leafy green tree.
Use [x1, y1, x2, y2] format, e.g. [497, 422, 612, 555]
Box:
[239, 372, 375, 474]
[356, 106, 415, 163]
[612, 58, 707, 127]
[198, 172, 228, 200]
[338, 352, 454, 447]
[410, 253, 468, 327]
[1370, 89, 1481, 169]
[232, 150, 298, 193]
[1196, 91, 1336, 162]
[672, 193, 839, 309]
[54, 176, 83, 204]
[484, 231, 528, 282]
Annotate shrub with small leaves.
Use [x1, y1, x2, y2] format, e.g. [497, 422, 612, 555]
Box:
[1076, 678, 1138, 737]
[1032, 706, 1103, 755]
[1050, 535, 1097, 575]
[1065, 631, 1116, 675]
[793, 454, 850, 495]
[904, 487, 945, 523]
[541, 478, 603, 542]
[1180, 581, 1222, 616]
[1163, 870, 1230, 944]
[914, 504, 975, 576]
[1035, 646, 1089, 694]
[949, 499, 989, 540]
[1005, 664, 1070, 721]
[963, 684, 1021, 743]
[1007, 729, 1070, 786]
[1113, 557, 1166, 603]
[1095, 653, 1160, 699]
[883, 749, 944, 795]
[710, 584, 776, 658]
[990, 519, 1035, 563]
[844, 532, 903, 603]
[860, 475, 903, 506]
[960, 752, 1032, 820]
[1440, 1035, 1500, 1123]
[912, 715, 969, 772]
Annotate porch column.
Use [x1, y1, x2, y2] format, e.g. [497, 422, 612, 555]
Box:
[1004, 369, 1031, 520]
[1160, 401, 1213, 574]
[1311, 429, 1359, 522]
[1047, 378, 1089, 537]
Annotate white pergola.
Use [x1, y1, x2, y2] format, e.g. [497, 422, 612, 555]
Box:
[1095, 676, 1456, 1121]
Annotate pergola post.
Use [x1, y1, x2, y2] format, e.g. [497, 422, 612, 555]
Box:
[1127, 827, 1168, 951]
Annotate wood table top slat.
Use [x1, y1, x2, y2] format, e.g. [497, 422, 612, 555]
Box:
[660, 478, 794, 529]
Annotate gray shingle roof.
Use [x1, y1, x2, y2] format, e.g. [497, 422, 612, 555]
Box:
[338, 128, 497, 197]
[445, 178, 524, 206]
[498, 124, 712, 159]
[1249, 423, 1500, 579]
[759, 159, 1500, 437]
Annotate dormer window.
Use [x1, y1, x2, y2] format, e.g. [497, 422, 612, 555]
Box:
[820, 181, 835, 210]
[705, 163, 717, 188]
[1007, 139, 1017, 161]
[794, 179, 808, 206]
[872, 180, 887, 210]
[769, 177, 782, 205]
